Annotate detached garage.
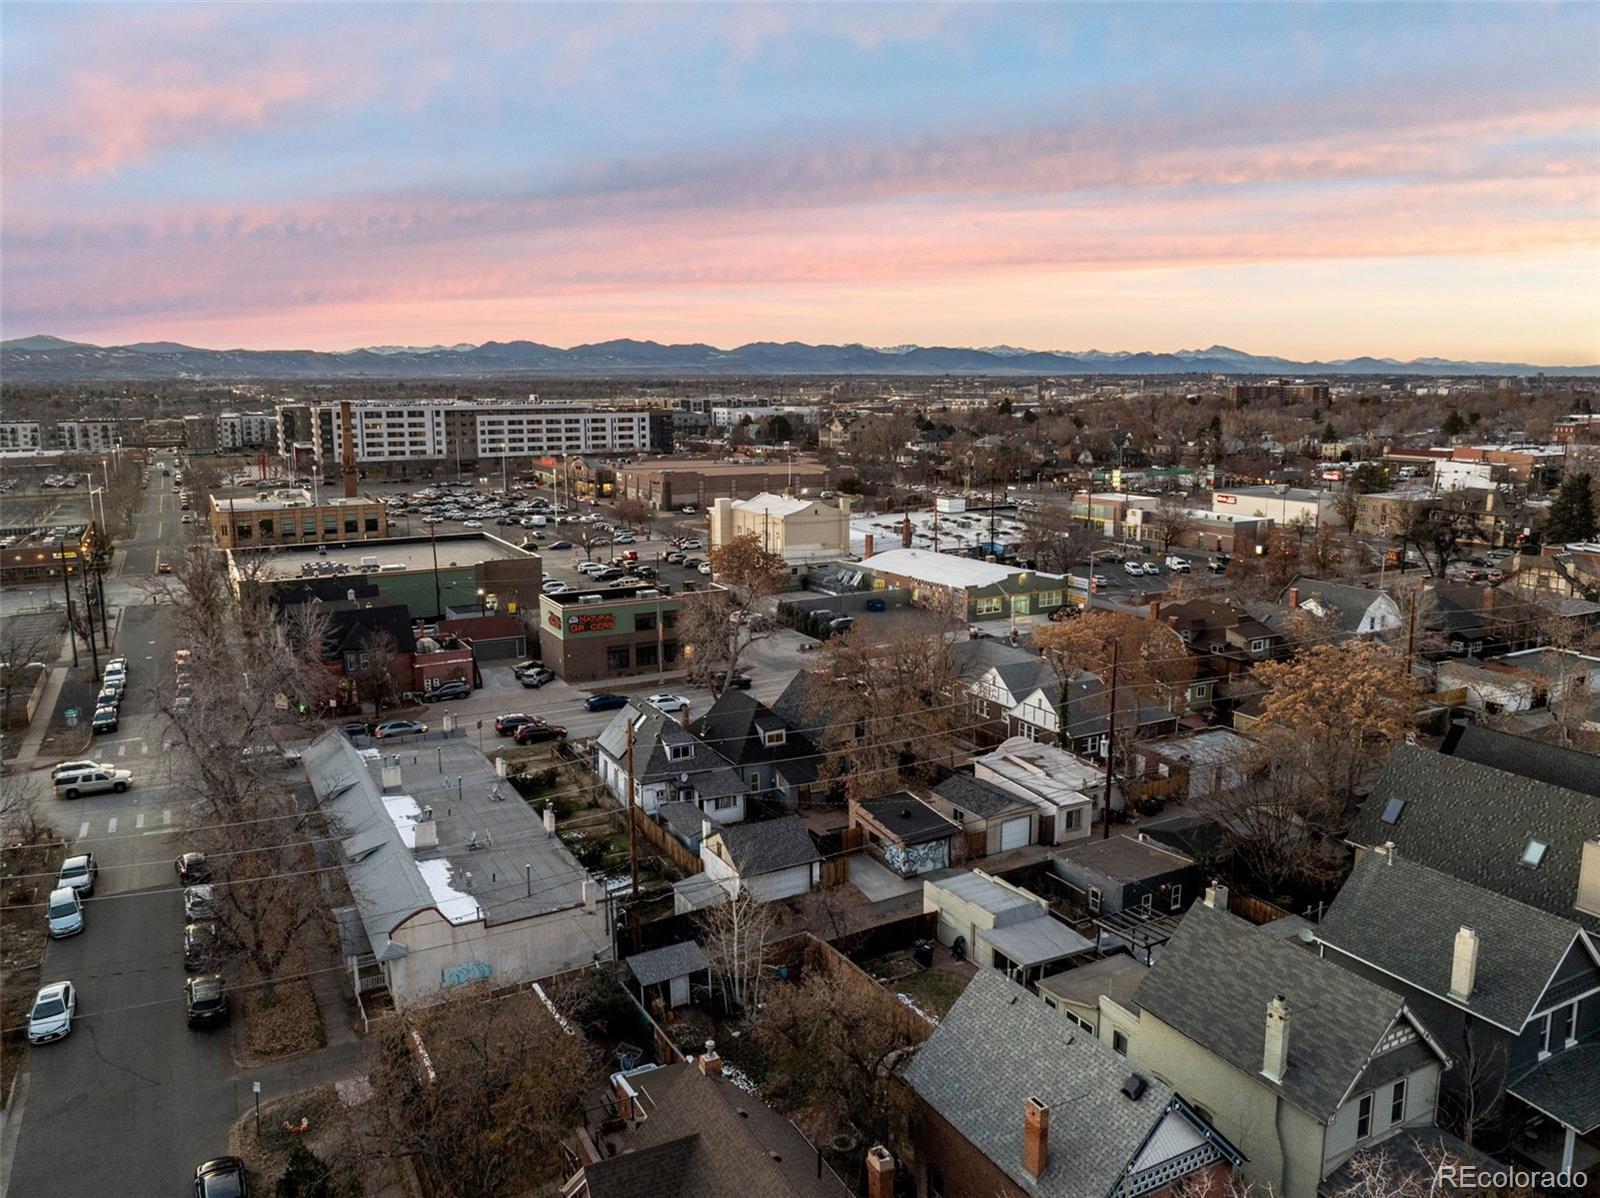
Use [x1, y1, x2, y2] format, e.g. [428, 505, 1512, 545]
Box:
[849, 792, 962, 876]
[928, 773, 1040, 859]
[700, 817, 822, 904]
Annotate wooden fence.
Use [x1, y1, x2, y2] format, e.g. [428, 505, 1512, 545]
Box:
[1228, 891, 1295, 927]
[621, 806, 703, 876]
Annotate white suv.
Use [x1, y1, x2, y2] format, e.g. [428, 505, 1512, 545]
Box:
[54, 768, 133, 800]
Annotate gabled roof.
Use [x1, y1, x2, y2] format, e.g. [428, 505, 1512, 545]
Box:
[1136, 901, 1445, 1121]
[1316, 850, 1587, 1032]
[1349, 743, 1600, 930]
[1439, 723, 1600, 799]
[932, 772, 1035, 820]
[707, 817, 821, 876]
[692, 690, 821, 779]
[1278, 577, 1394, 634]
[597, 702, 748, 799]
[904, 970, 1242, 1198]
[626, 941, 711, 989]
[950, 636, 1045, 683]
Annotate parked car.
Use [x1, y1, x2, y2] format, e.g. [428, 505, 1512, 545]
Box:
[680, 506, 697, 514]
[1089, 574, 1109, 589]
[646, 693, 690, 713]
[864, 597, 888, 612]
[681, 538, 704, 550]
[709, 671, 753, 690]
[194, 1157, 249, 1198]
[27, 981, 76, 1045]
[57, 853, 98, 897]
[185, 974, 229, 1028]
[547, 540, 573, 550]
[46, 887, 84, 939]
[519, 667, 555, 689]
[51, 759, 107, 782]
[91, 706, 119, 734]
[512, 720, 568, 745]
[104, 658, 128, 679]
[697, 562, 713, 575]
[584, 693, 629, 712]
[96, 687, 122, 710]
[183, 885, 216, 921]
[1123, 561, 1144, 576]
[1142, 561, 1161, 576]
[340, 721, 371, 739]
[374, 720, 428, 739]
[175, 852, 211, 884]
[666, 551, 686, 564]
[183, 922, 219, 971]
[1164, 555, 1191, 573]
[54, 767, 131, 800]
[613, 533, 636, 544]
[422, 680, 472, 703]
[495, 713, 537, 735]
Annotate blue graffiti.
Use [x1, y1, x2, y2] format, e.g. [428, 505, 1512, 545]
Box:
[441, 960, 492, 988]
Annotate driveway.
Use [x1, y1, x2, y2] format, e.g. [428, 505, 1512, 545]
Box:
[849, 854, 920, 901]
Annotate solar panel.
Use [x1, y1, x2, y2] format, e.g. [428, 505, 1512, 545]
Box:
[1379, 797, 1405, 825]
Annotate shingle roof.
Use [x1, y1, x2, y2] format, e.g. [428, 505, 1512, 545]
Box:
[1316, 850, 1583, 1031]
[1135, 901, 1437, 1120]
[583, 1062, 851, 1198]
[1440, 723, 1600, 798]
[597, 702, 749, 801]
[692, 690, 822, 781]
[932, 772, 1034, 821]
[710, 817, 821, 876]
[1321, 1128, 1503, 1194]
[1508, 1043, 1600, 1133]
[904, 970, 1235, 1198]
[626, 940, 711, 989]
[1278, 577, 1392, 634]
[1349, 743, 1600, 930]
[950, 636, 1045, 683]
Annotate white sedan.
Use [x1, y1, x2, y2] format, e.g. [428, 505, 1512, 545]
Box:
[646, 693, 691, 713]
[462, 519, 484, 529]
[28, 981, 76, 1044]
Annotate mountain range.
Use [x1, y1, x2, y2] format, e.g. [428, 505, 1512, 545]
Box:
[1, 334, 1592, 381]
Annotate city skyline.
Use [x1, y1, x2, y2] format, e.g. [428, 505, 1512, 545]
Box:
[3, 3, 1598, 363]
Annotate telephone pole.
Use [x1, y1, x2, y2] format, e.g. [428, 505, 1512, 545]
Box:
[625, 718, 640, 953]
[1101, 637, 1119, 840]
[1405, 590, 1418, 672]
[58, 539, 79, 668]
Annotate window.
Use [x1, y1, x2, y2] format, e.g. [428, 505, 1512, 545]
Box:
[928, 1165, 946, 1198]
[668, 743, 693, 762]
[764, 730, 786, 746]
[344, 517, 358, 534]
[1112, 1029, 1128, 1056]
[1250, 638, 1269, 653]
[1139, 893, 1153, 914]
[1063, 808, 1082, 832]
[974, 596, 1002, 615]
[1390, 1080, 1406, 1125]
[301, 516, 316, 534]
[634, 612, 656, 632]
[324, 515, 338, 534]
[712, 794, 738, 810]
[662, 641, 679, 665]
[605, 646, 631, 671]
[1169, 884, 1183, 912]
[1088, 886, 1102, 913]
[1522, 839, 1548, 867]
[365, 515, 379, 532]
[1356, 1093, 1373, 1139]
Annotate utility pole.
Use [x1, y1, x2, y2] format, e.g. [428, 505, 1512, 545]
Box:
[1101, 637, 1119, 840]
[625, 719, 640, 953]
[80, 556, 100, 679]
[59, 539, 79, 668]
[429, 525, 442, 619]
[1405, 590, 1418, 672]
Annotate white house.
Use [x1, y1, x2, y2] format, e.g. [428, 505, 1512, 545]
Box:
[595, 702, 749, 825]
[973, 736, 1101, 845]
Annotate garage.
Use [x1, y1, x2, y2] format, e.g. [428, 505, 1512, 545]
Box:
[999, 815, 1031, 852]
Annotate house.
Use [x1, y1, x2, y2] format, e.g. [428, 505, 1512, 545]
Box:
[1058, 672, 1180, 759]
[690, 690, 821, 806]
[901, 969, 1246, 1198]
[304, 730, 610, 1007]
[624, 941, 711, 1011]
[1035, 953, 1147, 1038]
[1439, 722, 1600, 797]
[1438, 658, 1541, 713]
[950, 637, 1061, 743]
[1131, 729, 1262, 803]
[1507, 550, 1600, 602]
[1316, 849, 1600, 1176]
[973, 736, 1102, 845]
[570, 1055, 852, 1198]
[699, 817, 822, 905]
[927, 772, 1041, 856]
[922, 871, 1093, 988]
[595, 701, 750, 825]
[1487, 646, 1600, 703]
[1160, 598, 1289, 704]
[848, 793, 962, 877]
[1123, 892, 1460, 1198]
[1049, 835, 1200, 919]
[1346, 743, 1600, 931]
[1275, 578, 1402, 638]
[1423, 583, 1544, 658]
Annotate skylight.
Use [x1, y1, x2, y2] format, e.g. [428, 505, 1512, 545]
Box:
[1379, 797, 1405, 825]
[1521, 839, 1548, 868]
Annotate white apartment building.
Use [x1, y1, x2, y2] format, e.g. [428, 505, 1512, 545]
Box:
[216, 411, 276, 451]
[54, 419, 121, 452]
[0, 422, 43, 451]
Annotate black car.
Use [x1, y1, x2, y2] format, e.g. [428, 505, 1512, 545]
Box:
[185, 974, 229, 1028]
[513, 720, 568, 745]
[184, 921, 219, 971]
[709, 670, 753, 690]
[548, 540, 573, 550]
[175, 852, 210, 884]
[421, 680, 471, 702]
[341, 721, 371, 739]
[584, 693, 628, 712]
[194, 1156, 248, 1198]
[495, 713, 537, 736]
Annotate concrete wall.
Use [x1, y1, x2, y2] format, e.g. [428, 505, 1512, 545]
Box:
[386, 902, 611, 1006]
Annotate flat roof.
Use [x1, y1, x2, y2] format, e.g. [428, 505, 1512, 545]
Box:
[980, 914, 1095, 967]
[241, 533, 531, 578]
[209, 488, 378, 512]
[860, 547, 1058, 589]
[620, 458, 828, 475]
[543, 584, 683, 607]
[1036, 952, 1148, 1009]
[855, 793, 960, 845]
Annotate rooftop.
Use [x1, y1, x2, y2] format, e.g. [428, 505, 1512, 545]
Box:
[931, 771, 1035, 821]
[977, 736, 1103, 808]
[731, 491, 824, 517]
[207, 487, 378, 512]
[1035, 952, 1148, 1011]
[1053, 835, 1194, 882]
[859, 546, 1053, 589]
[853, 793, 960, 845]
[241, 532, 530, 578]
[925, 870, 1042, 926]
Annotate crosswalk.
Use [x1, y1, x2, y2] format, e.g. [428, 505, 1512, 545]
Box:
[75, 808, 176, 841]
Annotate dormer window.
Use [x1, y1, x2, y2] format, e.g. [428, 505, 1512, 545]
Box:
[668, 744, 693, 762]
[763, 730, 786, 747]
[1522, 839, 1548, 868]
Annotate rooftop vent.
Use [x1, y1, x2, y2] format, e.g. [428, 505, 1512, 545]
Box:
[1121, 1074, 1149, 1101]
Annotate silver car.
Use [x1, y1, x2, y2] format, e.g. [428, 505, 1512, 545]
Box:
[28, 981, 76, 1044]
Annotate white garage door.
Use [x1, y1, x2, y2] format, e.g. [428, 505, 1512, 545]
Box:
[999, 816, 1030, 852]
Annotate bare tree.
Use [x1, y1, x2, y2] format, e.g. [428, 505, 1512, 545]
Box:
[680, 533, 786, 693]
[0, 770, 52, 846]
[697, 888, 775, 1013]
[1332, 488, 1363, 534]
[573, 523, 607, 562]
[0, 613, 62, 721]
[611, 495, 654, 536]
[1014, 502, 1095, 574]
[1151, 493, 1196, 553]
[351, 629, 404, 716]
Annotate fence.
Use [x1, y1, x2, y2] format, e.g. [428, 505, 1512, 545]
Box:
[769, 931, 937, 1044]
[620, 805, 703, 876]
[1228, 891, 1295, 927]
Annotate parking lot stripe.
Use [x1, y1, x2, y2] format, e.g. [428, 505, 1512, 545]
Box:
[77, 821, 89, 839]
[107, 817, 118, 833]
[162, 809, 172, 825]
[117, 743, 127, 757]
[136, 812, 146, 829]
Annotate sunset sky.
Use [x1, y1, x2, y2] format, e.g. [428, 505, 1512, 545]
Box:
[3, 3, 1597, 362]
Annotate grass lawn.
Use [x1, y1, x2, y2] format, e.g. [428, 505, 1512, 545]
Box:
[893, 968, 972, 1020]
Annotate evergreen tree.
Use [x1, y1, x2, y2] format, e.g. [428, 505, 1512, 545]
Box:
[1544, 472, 1597, 543]
[1441, 409, 1467, 438]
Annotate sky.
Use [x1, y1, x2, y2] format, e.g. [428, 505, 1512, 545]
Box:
[2, 3, 1598, 363]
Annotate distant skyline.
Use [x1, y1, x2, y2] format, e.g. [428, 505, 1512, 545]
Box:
[3, 3, 1597, 363]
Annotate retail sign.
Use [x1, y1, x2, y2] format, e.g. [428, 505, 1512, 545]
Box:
[1216, 493, 1236, 504]
[568, 612, 616, 634]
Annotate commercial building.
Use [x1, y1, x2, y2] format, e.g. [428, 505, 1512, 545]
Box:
[208, 488, 389, 550]
[1210, 485, 1327, 527]
[0, 523, 93, 585]
[615, 457, 832, 510]
[1227, 380, 1330, 404]
[538, 584, 692, 682]
[709, 493, 851, 567]
[275, 396, 667, 476]
[853, 547, 1069, 623]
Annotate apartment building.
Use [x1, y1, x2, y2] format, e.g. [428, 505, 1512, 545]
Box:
[275, 396, 666, 475]
[54, 419, 122, 453]
[216, 411, 276, 451]
[0, 422, 43, 451]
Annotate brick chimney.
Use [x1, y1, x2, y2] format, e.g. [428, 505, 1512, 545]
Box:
[1288, 587, 1300, 609]
[864, 532, 875, 558]
[698, 1039, 724, 1077]
[1022, 1096, 1050, 1179]
[902, 513, 913, 548]
[1449, 926, 1480, 1003]
[866, 1146, 894, 1198]
[1261, 995, 1290, 1084]
[1146, 599, 1161, 622]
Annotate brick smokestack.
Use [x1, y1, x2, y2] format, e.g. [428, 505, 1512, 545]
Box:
[865, 1146, 894, 1198]
[1023, 1096, 1050, 1179]
[339, 400, 358, 498]
[1288, 587, 1299, 609]
[697, 1039, 724, 1077]
[864, 532, 874, 558]
[902, 512, 913, 548]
